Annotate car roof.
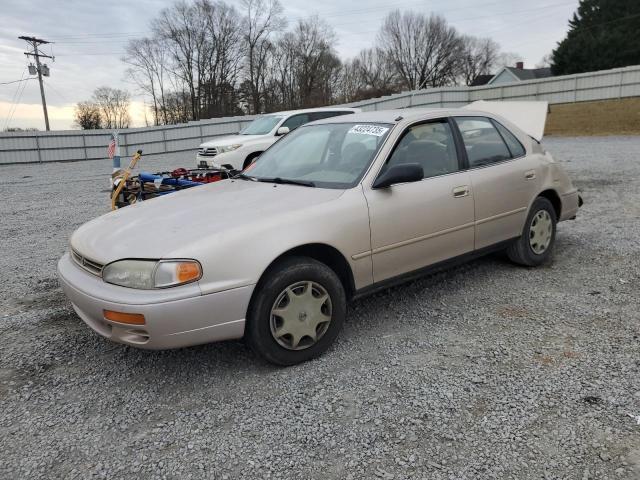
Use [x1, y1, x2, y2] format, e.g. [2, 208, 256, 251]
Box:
[304, 107, 537, 141]
[262, 107, 360, 116]
[311, 108, 488, 125]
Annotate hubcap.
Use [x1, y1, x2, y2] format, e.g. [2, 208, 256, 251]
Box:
[529, 209, 553, 254]
[269, 281, 332, 351]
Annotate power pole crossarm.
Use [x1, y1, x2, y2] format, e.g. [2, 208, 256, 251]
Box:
[19, 35, 54, 131]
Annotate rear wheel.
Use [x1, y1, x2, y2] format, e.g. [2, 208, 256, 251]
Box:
[507, 196, 557, 266]
[246, 256, 346, 365]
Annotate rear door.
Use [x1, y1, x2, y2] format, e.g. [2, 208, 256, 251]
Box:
[364, 118, 475, 283]
[453, 116, 538, 250]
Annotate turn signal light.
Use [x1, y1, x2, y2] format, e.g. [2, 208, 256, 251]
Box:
[103, 310, 146, 325]
[176, 262, 201, 283]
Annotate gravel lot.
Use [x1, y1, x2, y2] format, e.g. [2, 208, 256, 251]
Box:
[1, 137, 639, 480]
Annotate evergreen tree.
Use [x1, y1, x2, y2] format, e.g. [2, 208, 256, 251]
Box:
[552, 0, 640, 75]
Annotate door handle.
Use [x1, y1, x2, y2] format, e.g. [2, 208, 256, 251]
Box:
[525, 170, 536, 180]
[452, 185, 470, 198]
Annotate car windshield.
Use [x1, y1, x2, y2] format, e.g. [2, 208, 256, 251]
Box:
[241, 115, 284, 135]
[246, 122, 392, 189]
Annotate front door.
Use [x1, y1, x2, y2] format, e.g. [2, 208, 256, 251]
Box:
[364, 119, 475, 283]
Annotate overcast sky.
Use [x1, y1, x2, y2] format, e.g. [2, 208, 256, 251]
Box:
[0, 0, 579, 130]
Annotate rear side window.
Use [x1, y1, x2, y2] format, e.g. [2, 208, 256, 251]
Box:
[309, 111, 354, 121]
[281, 114, 310, 132]
[454, 117, 511, 168]
[492, 121, 526, 158]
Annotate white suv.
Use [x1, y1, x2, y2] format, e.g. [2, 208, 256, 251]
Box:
[196, 107, 359, 170]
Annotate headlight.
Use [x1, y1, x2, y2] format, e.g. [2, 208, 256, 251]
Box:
[102, 259, 202, 289]
[216, 144, 242, 153]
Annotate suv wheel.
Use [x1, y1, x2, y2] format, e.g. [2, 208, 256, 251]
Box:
[507, 196, 557, 267]
[246, 256, 346, 365]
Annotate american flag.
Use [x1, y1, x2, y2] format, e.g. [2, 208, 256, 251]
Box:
[107, 133, 116, 159]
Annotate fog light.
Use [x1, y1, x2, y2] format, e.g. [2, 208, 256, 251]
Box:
[103, 310, 146, 325]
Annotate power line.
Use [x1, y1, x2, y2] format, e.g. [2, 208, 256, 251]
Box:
[4, 70, 29, 131]
[0, 77, 35, 86]
[3, 67, 26, 130]
[43, 79, 71, 104]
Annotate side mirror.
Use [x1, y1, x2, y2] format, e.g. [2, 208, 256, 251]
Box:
[372, 163, 423, 189]
[275, 126, 290, 136]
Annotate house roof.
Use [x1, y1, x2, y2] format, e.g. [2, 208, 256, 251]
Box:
[469, 74, 494, 87]
[503, 67, 553, 81]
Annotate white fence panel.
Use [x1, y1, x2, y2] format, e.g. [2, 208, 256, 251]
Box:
[1, 65, 639, 165]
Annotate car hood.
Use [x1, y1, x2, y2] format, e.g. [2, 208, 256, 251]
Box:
[200, 134, 264, 148]
[71, 180, 343, 264]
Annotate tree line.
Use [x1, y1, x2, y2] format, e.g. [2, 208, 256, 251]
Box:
[114, 0, 515, 126]
[73, 0, 640, 129]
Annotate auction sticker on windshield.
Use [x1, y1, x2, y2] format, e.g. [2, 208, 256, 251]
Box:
[348, 125, 389, 136]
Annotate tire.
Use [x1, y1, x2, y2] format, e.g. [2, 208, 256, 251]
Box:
[245, 256, 347, 366]
[243, 152, 262, 170]
[507, 196, 557, 267]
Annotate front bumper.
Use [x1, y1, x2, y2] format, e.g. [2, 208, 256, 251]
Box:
[196, 155, 221, 169]
[57, 253, 253, 349]
[196, 151, 240, 170]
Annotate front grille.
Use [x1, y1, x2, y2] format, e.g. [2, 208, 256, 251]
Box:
[71, 249, 104, 276]
[198, 147, 218, 157]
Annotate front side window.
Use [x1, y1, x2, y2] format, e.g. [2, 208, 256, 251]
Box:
[241, 115, 284, 135]
[247, 122, 392, 189]
[454, 116, 511, 167]
[382, 119, 459, 179]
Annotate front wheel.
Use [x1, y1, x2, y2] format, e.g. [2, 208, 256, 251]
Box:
[507, 197, 557, 267]
[245, 256, 346, 366]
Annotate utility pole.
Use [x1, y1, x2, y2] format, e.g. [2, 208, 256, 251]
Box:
[19, 36, 53, 131]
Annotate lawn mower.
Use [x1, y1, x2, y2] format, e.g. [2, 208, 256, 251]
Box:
[110, 150, 235, 209]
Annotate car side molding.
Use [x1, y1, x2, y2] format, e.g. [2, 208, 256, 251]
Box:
[351, 238, 517, 301]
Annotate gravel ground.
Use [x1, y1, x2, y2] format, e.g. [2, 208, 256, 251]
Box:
[1, 137, 639, 480]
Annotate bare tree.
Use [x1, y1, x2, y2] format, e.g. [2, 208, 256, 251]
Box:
[356, 48, 400, 96]
[536, 54, 552, 69]
[122, 2, 515, 115]
[153, 0, 207, 120]
[495, 52, 522, 70]
[241, 0, 285, 114]
[92, 87, 131, 129]
[123, 37, 169, 125]
[153, 0, 244, 120]
[337, 58, 365, 103]
[291, 16, 340, 107]
[200, 0, 244, 117]
[378, 11, 464, 90]
[163, 90, 192, 124]
[74, 101, 102, 130]
[458, 36, 500, 86]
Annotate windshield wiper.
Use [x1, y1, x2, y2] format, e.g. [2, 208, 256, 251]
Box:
[233, 172, 257, 181]
[257, 177, 315, 187]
